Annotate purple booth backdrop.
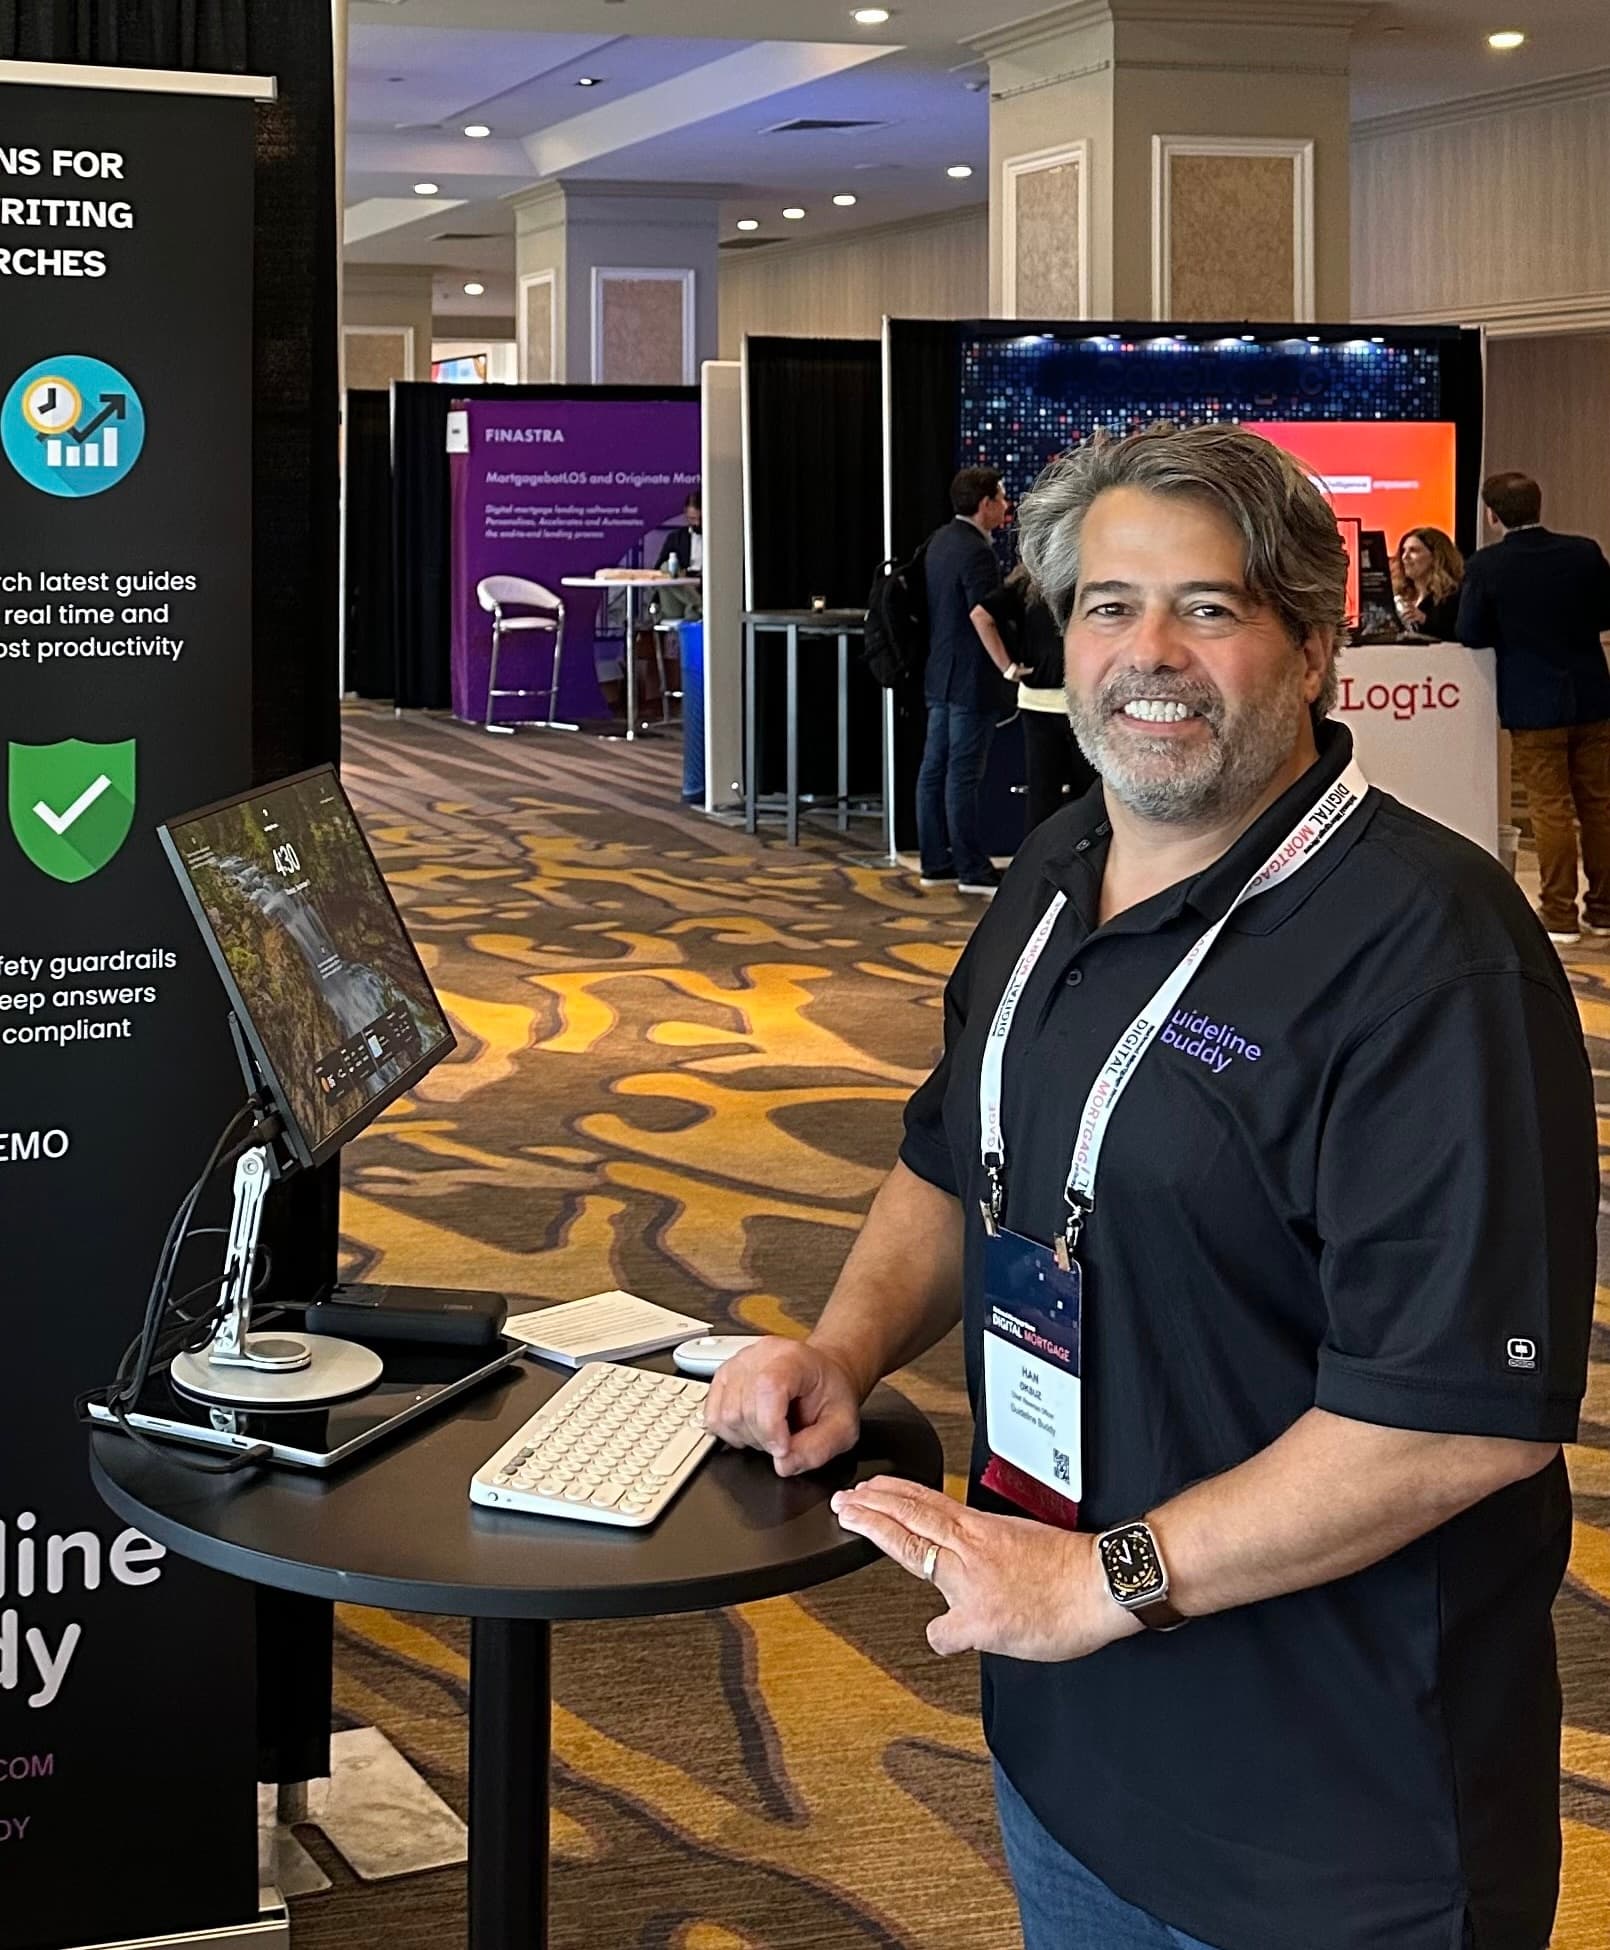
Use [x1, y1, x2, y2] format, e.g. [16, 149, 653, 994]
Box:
[449, 396, 701, 725]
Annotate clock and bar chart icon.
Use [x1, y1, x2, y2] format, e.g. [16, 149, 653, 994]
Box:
[2, 356, 146, 497]
[25, 377, 126, 469]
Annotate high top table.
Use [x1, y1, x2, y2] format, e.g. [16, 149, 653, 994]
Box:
[561, 575, 700, 742]
[90, 1355, 942, 1950]
[742, 609, 871, 846]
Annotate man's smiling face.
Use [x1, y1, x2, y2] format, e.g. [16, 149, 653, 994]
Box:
[1063, 486, 1329, 824]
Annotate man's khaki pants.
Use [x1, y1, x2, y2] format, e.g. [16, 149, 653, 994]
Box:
[1510, 718, 1610, 932]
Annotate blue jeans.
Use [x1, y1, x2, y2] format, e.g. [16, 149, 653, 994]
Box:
[916, 702, 996, 881]
[995, 1764, 1220, 1949]
[996, 1765, 1484, 1950]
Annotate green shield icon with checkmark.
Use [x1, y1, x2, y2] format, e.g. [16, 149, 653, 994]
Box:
[8, 739, 137, 883]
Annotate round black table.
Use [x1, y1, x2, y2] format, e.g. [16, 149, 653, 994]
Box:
[90, 1355, 943, 1949]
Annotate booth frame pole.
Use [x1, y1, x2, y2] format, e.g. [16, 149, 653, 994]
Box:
[854, 317, 901, 869]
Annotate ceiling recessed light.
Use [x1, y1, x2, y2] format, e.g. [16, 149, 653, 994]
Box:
[413, 182, 439, 196]
[833, 193, 858, 207]
[852, 7, 891, 22]
[1488, 29, 1526, 49]
[736, 218, 760, 231]
[783, 206, 806, 220]
[463, 124, 491, 139]
[576, 75, 602, 86]
[947, 164, 974, 179]
[463, 282, 485, 297]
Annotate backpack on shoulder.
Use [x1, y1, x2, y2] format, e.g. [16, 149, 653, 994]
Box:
[864, 542, 930, 689]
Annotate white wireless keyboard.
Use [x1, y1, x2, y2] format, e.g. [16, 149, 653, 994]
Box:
[469, 1360, 714, 1528]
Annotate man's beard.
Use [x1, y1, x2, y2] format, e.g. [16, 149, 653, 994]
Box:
[1067, 658, 1308, 824]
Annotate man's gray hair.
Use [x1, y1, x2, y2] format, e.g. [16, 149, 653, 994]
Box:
[1017, 423, 1346, 716]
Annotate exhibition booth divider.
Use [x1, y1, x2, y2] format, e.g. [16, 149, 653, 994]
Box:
[881, 316, 1489, 858]
[385, 381, 698, 713]
[698, 357, 743, 812]
[343, 387, 395, 701]
[740, 335, 884, 820]
[1, 38, 340, 1950]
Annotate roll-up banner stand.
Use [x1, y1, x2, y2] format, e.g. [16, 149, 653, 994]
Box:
[0, 63, 280, 1950]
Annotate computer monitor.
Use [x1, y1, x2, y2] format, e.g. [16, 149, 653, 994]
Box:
[1355, 527, 1401, 641]
[1336, 516, 1362, 630]
[161, 766, 455, 1171]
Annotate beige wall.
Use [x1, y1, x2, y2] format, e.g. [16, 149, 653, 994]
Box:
[1352, 77, 1610, 330]
[718, 208, 989, 356]
[1483, 334, 1610, 550]
[343, 265, 434, 384]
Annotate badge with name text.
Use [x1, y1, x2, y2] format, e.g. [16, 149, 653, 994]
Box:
[980, 1227, 1082, 1529]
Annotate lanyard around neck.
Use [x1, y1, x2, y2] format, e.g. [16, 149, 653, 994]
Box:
[979, 760, 1369, 1261]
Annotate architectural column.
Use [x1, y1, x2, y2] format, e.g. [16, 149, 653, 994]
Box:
[974, 0, 1363, 325]
[342, 263, 434, 389]
[511, 181, 722, 386]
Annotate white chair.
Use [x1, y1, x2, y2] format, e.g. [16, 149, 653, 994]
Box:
[476, 576, 568, 734]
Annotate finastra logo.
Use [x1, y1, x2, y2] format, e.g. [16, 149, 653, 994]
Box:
[1161, 1007, 1263, 1075]
[485, 426, 566, 444]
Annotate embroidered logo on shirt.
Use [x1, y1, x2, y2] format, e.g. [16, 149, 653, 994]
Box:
[1507, 1337, 1538, 1371]
[1160, 1007, 1263, 1076]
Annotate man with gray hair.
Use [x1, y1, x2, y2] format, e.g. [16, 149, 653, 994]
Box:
[709, 423, 1594, 1949]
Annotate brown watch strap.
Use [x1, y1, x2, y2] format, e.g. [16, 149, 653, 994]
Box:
[1133, 1591, 1188, 1632]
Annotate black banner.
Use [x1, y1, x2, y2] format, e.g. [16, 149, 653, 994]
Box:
[0, 74, 261, 1946]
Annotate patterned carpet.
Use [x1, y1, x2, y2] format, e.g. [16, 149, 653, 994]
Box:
[301, 703, 1610, 1949]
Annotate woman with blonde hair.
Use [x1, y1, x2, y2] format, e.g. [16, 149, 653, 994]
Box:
[1394, 525, 1464, 639]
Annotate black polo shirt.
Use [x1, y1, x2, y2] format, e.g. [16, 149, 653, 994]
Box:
[900, 723, 1596, 1950]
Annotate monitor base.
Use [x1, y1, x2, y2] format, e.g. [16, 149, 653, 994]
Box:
[171, 1335, 384, 1409]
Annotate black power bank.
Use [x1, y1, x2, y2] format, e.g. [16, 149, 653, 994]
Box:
[304, 1282, 509, 1348]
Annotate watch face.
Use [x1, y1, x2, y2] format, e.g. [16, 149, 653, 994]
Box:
[1100, 1524, 1165, 1603]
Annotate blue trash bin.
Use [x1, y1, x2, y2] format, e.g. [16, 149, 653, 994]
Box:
[679, 622, 706, 804]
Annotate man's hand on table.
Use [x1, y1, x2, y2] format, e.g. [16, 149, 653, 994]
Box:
[702, 1337, 862, 1478]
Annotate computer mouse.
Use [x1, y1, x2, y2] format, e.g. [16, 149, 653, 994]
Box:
[673, 1336, 761, 1377]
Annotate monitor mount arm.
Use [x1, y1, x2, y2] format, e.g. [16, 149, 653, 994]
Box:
[199, 1013, 310, 1374]
[168, 1015, 384, 1407]
[207, 1144, 310, 1373]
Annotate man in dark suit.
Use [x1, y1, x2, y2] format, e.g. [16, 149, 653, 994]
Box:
[656, 488, 702, 583]
[654, 488, 702, 623]
[916, 466, 1021, 896]
[1458, 470, 1610, 945]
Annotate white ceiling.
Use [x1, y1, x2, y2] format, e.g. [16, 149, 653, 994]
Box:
[344, 0, 1610, 325]
[350, 1, 1033, 48]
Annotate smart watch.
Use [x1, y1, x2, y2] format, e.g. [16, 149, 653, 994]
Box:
[1095, 1519, 1187, 1632]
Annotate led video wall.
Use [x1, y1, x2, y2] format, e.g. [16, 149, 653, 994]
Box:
[952, 327, 1479, 554]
